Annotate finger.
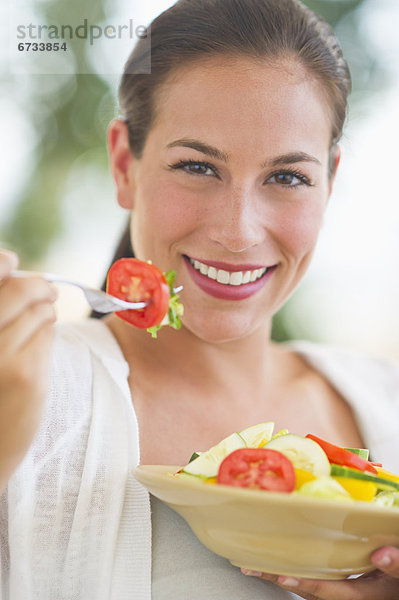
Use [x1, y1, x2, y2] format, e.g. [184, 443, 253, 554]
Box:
[0, 276, 57, 330]
[276, 571, 399, 599]
[0, 249, 19, 279]
[2, 321, 57, 399]
[372, 546, 399, 578]
[241, 571, 319, 600]
[242, 568, 399, 600]
[0, 300, 57, 356]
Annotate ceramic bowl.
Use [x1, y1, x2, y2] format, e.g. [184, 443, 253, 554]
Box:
[133, 465, 399, 580]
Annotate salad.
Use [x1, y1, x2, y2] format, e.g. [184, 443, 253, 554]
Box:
[176, 422, 399, 507]
[106, 258, 183, 337]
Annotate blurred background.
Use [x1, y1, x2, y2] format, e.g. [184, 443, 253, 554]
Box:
[1, 0, 399, 359]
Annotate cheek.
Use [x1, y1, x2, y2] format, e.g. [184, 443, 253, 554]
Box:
[271, 201, 326, 258]
[132, 179, 202, 250]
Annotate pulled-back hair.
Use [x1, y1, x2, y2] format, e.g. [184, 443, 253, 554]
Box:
[119, 0, 351, 157]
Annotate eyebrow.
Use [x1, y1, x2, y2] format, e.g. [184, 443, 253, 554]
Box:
[166, 139, 229, 162]
[265, 152, 321, 168]
[166, 139, 321, 168]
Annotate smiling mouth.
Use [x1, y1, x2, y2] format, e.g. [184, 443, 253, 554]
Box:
[186, 256, 271, 287]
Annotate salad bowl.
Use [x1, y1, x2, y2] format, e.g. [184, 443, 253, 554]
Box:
[133, 464, 399, 580]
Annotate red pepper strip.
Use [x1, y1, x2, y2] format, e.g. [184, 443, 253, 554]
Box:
[306, 434, 378, 474]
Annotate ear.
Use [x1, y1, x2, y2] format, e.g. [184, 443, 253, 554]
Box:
[328, 144, 341, 196]
[107, 118, 136, 209]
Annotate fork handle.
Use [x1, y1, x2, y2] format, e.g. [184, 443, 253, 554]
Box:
[10, 270, 148, 310]
[11, 270, 60, 281]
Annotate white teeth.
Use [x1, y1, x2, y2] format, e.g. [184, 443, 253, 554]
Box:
[189, 258, 268, 286]
[207, 266, 217, 280]
[229, 271, 243, 286]
[199, 263, 209, 275]
[242, 271, 251, 284]
[216, 269, 230, 284]
[251, 268, 264, 282]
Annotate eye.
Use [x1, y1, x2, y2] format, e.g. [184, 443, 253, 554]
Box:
[267, 169, 312, 188]
[169, 160, 218, 177]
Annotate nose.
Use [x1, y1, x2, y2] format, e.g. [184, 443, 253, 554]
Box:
[207, 185, 265, 253]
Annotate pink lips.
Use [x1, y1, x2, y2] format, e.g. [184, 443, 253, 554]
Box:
[184, 256, 277, 301]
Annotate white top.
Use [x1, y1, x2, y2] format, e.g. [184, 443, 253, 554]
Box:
[1, 319, 399, 599]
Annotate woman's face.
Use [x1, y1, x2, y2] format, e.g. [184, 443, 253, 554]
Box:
[122, 57, 337, 342]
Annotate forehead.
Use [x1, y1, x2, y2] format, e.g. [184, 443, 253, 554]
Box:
[149, 56, 332, 160]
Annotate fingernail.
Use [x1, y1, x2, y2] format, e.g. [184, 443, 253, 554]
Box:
[278, 576, 300, 587]
[241, 569, 262, 577]
[376, 555, 392, 568]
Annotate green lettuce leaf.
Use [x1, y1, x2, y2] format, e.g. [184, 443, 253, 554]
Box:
[147, 270, 184, 338]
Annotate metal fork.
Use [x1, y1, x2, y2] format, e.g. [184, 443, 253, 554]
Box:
[11, 270, 147, 313]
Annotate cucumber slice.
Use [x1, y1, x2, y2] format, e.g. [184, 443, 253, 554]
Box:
[238, 422, 274, 448]
[296, 476, 354, 502]
[265, 434, 330, 477]
[270, 429, 289, 440]
[188, 452, 200, 463]
[373, 490, 399, 508]
[182, 432, 246, 478]
[330, 465, 399, 491]
[345, 447, 370, 461]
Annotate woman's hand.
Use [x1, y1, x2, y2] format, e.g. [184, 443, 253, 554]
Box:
[0, 249, 58, 493]
[241, 546, 399, 599]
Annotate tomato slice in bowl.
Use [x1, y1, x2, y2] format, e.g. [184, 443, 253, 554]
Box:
[217, 448, 295, 493]
[106, 258, 170, 329]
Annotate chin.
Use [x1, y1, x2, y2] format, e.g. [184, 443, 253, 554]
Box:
[183, 310, 265, 344]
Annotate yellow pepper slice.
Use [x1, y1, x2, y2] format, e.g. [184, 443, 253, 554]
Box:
[375, 468, 399, 485]
[333, 476, 377, 502]
[294, 468, 316, 490]
[205, 476, 217, 484]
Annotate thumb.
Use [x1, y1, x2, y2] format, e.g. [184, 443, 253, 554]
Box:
[371, 546, 399, 578]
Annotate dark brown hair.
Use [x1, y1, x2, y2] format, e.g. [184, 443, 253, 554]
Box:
[120, 0, 351, 157]
[94, 0, 351, 309]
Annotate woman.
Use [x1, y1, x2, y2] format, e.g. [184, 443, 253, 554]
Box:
[1, 0, 398, 598]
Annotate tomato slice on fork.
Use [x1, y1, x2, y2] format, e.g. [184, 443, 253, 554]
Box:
[106, 258, 170, 329]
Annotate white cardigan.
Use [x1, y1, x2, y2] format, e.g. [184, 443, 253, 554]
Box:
[1, 319, 399, 599]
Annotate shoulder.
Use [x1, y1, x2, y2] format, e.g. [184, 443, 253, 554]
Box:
[51, 318, 128, 379]
[288, 339, 399, 390]
[48, 320, 103, 402]
[271, 339, 399, 394]
[286, 340, 399, 470]
[52, 318, 125, 360]
[45, 319, 130, 430]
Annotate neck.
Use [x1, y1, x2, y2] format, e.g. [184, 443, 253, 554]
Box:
[104, 315, 278, 401]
